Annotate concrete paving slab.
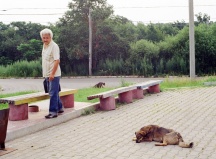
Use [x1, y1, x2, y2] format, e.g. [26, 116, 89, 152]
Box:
[6, 100, 96, 142]
[2, 86, 216, 159]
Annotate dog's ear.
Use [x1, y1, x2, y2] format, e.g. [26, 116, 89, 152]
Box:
[140, 126, 151, 134]
[139, 130, 147, 136]
[135, 132, 136, 135]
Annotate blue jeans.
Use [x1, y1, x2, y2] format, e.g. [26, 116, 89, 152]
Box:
[45, 76, 63, 115]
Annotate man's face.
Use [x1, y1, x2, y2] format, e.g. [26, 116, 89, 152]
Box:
[42, 34, 51, 45]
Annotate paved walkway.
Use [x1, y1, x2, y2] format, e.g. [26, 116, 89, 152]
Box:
[2, 86, 216, 159]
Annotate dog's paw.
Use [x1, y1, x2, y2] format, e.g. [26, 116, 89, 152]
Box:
[132, 137, 137, 141]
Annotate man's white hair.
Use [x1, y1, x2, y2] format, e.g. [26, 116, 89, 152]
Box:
[40, 28, 53, 39]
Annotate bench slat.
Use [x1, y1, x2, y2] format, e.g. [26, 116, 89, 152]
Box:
[87, 86, 137, 100]
[132, 80, 163, 89]
[0, 89, 77, 105]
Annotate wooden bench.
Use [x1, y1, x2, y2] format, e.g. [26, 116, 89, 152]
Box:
[0, 89, 77, 121]
[87, 80, 162, 111]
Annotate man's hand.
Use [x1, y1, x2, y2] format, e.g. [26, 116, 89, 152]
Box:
[49, 74, 55, 81]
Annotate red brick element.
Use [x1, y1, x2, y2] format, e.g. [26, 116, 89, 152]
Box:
[9, 103, 28, 121]
[99, 96, 116, 110]
[148, 84, 160, 93]
[28, 105, 39, 112]
[60, 94, 74, 108]
[118, 91, 133, 103]
[132, 89, 144, 99]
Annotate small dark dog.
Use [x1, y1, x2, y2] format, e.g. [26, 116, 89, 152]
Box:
[93, 82, 105, 88]
[133, 125, 193, 148]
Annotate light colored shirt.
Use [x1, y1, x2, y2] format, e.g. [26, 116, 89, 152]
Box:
[42, 40, 61, 77]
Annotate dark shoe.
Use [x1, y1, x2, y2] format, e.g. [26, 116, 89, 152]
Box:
[45, 114, 57, 119]
[58, 110, 64, 114]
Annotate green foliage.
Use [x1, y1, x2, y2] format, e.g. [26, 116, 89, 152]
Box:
[82, 107, 96, 116]
[145, 24, 165, 42]
[97, 58, 125, 75]
[195, 23, 216, 75]
[0, 22, 45, 65]
[113, 21, 138, 43]
[204, 76, 216, 82]
[75, 87, 114, 103]
[195, 12, 211, 25]
[129, 39, 159, 76]
[130, 39, 159, 58]
[0, 60, 42, 77]
[17, 39, 42, 61]
[161, 76, 216, 90]
[120, 78, 133, 87]
[158, 26, 190, 75]
[0, 9, 216, 77]
[160, 77, 204, 91]
[57, 0, 114, 75]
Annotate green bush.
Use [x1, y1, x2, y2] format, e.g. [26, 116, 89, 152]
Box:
[0, 60, 42, 77]
[97, 58, 125, 76]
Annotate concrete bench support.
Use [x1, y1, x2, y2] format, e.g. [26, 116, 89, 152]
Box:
[132, 89, 144, 99]
[118, 91, 133, 103]
[100, 96, 116, 110]
[9, 103, 28, 121]
[148, 84, 160, 93]
[60, 94, 74, 108]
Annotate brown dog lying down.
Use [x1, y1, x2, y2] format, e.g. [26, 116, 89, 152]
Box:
[133, 125, 193, 148]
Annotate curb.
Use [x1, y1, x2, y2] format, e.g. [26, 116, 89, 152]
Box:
[6, 102, 99, 142]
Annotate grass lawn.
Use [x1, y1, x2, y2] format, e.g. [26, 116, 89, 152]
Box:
[160, 77, 205, 91]
[160, 76, 216, 91]
[1, 76, 216, 110]
[75, 87, 114, 103]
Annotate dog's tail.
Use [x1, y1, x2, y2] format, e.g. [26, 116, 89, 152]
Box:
[179, 142, 193, 148]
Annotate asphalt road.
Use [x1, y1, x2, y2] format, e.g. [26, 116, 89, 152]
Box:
[0, 77, 163, 94]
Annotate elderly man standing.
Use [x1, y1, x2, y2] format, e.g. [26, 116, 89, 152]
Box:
[40, 28, 64, 119]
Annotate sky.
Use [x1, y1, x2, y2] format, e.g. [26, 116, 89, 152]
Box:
[0, 0, 216, 25]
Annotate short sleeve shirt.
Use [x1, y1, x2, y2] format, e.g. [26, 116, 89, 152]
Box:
[42, 40, 61, 77]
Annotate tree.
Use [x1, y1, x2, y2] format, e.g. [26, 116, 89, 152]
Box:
[195, 12, 210, 25]
[129, 39, 159, 75]
[172, 20, 187, 30]
[145, 24, 165, 42]
[56, 0, 117, 75]
[195, 23, 216, 74]
[17, 39, 42, 61]
[136, 22, 147, 40]
[0, 22, 46, 65]
[158, 26, 190, 74]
